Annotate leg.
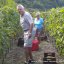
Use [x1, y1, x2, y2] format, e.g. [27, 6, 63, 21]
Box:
[24, 32, 30, 62]
[24, 47, 33, 61]
[37, 28, 43, 42]
[24, 47, 29, 62]
[28, 47, 33, 60]
[24, 31, 34, 63]
[27, 29, 36, 60]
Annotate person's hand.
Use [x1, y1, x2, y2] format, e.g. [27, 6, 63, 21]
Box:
[28, 33, 32, 39]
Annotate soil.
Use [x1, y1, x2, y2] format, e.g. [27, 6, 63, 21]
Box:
[4, 39, 64, 64]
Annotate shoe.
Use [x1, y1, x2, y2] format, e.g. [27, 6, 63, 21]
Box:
[28, 59, 35, 64]
[24, 61, 29, 64]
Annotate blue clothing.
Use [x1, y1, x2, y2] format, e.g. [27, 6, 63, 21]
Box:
[34, 18, 44, 30]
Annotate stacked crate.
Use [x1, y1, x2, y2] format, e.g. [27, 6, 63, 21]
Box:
[43, 53, 57, 64]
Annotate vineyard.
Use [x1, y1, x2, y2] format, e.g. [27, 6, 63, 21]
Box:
[44, 7, 64, 56]
[0, 0, 23, 63]
[32, 7, 64, 56]
[0, 0, 64, 64]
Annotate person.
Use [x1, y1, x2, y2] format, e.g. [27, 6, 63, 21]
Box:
[17, 4, 35, 64]
[34, 12, 44, 41]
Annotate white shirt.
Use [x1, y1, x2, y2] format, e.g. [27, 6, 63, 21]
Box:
[20, 11, 33, 31]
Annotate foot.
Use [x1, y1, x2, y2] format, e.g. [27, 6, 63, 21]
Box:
[28, 59, 35, 64]
[24, 61, 29, 64]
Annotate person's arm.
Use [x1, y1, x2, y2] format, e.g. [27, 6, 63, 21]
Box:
[29, 23, 33, 34]
[41, 18, 44, 24]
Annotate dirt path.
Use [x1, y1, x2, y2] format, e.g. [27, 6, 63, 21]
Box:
[5, 40, 64, 64]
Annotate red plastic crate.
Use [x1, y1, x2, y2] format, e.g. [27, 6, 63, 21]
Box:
[32, 38, 39, 51]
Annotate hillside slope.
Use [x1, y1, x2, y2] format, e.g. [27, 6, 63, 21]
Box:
[15, 0, 64, 10]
